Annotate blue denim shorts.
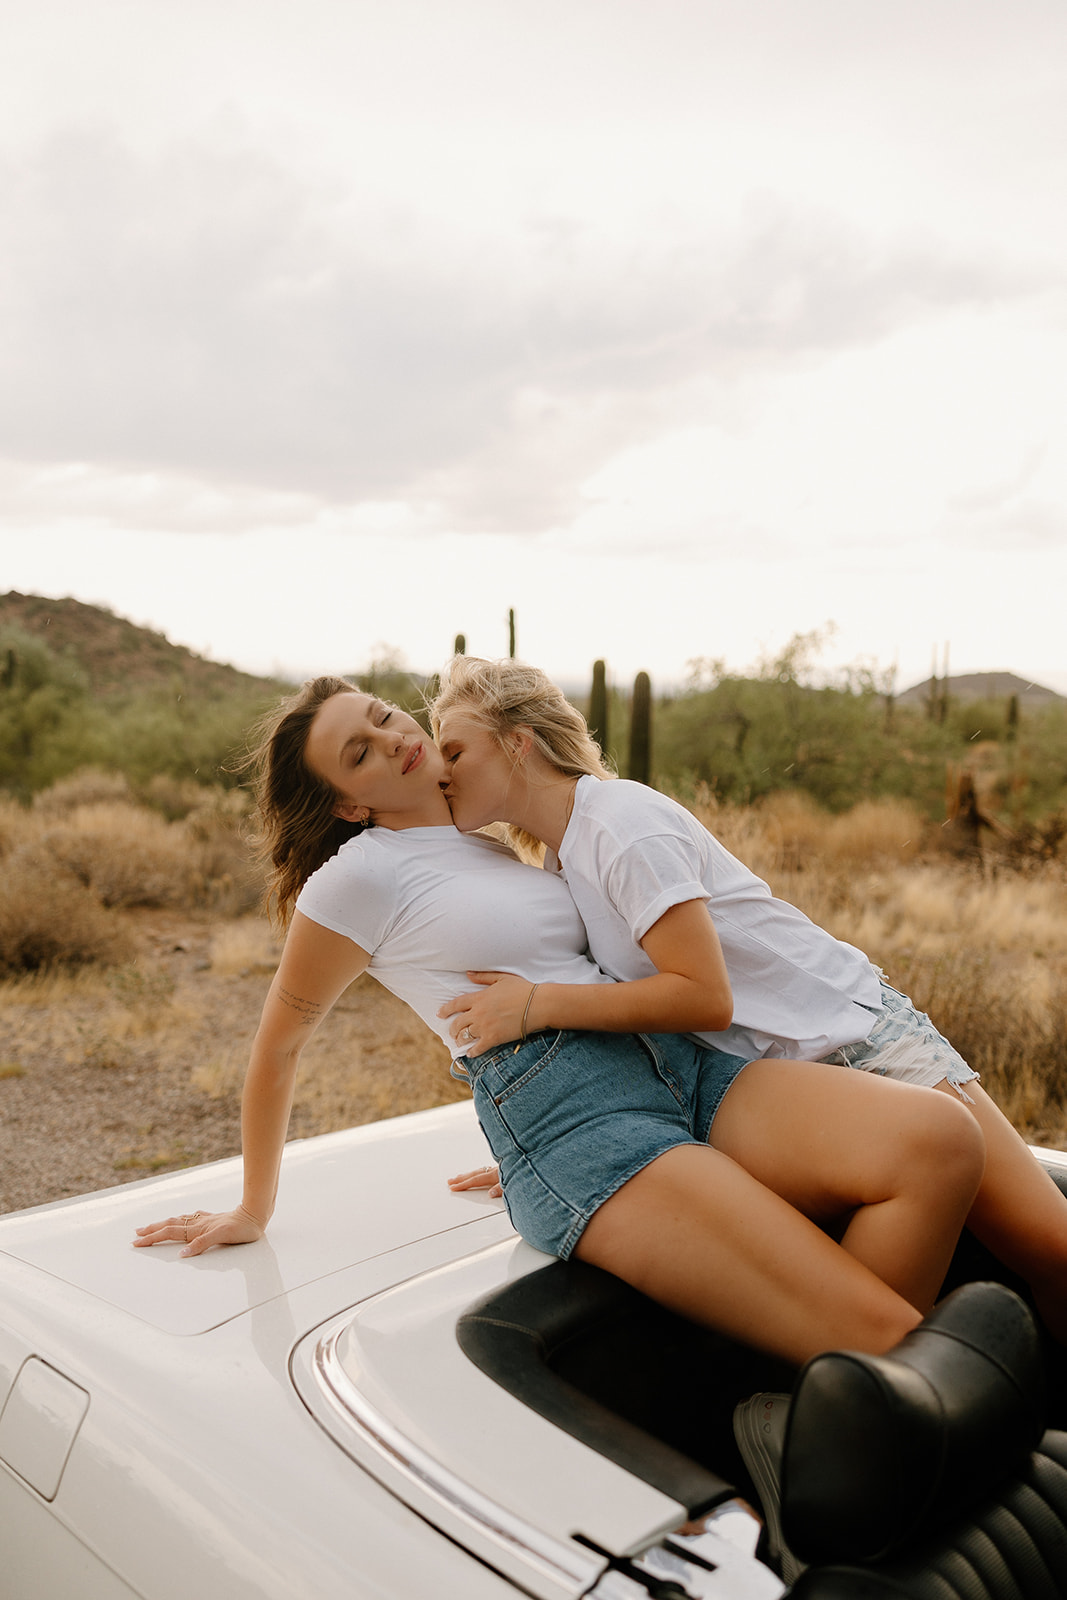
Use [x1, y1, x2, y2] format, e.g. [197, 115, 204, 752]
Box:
[821, 977, 978, 1099]
[452, 1030, 750, 1259]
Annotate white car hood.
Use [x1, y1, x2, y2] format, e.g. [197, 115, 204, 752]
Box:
[0, 1103, 507, 1336]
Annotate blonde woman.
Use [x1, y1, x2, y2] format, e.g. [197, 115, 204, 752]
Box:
[134, 676, 984, 1372]
[433, 655, 1067, 1341]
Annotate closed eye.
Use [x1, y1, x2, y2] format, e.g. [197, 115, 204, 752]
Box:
[354, 707, 394, 763]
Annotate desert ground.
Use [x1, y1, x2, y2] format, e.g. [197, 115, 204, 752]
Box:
[0, 909, 461, 1213]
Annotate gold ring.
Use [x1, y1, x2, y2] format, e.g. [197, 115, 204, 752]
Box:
[184, 1224, 189, 1243]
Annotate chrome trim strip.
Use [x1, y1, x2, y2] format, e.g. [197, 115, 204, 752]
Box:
[312, 1325, 604, 1596]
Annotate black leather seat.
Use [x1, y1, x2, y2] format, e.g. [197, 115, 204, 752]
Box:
[789, 1430, 1067, 1598]
[785, 1283, 1067, 1599]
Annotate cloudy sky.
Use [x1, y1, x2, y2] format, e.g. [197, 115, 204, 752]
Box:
[2, 0, 1066, 695]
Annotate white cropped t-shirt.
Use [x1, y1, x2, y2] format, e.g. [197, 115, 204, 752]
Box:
[296, 824, 612, 1058]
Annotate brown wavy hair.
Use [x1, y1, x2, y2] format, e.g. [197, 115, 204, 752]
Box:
[243, 676, 368, 926]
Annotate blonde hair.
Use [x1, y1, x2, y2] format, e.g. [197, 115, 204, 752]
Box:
[242, 676, 368, 926]
[431, 656, 612, 857]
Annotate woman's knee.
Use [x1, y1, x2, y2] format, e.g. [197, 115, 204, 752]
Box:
[910, 1088, 987, 1195]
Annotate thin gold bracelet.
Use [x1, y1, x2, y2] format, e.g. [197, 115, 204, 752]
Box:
[519, 982, 540, 1041]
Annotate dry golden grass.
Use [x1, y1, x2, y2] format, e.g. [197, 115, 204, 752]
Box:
[209, 917, 283, 976]
[0, 784, 263, 976]
[710, 789, 925, 874]
[691, 790, 1067, 1144]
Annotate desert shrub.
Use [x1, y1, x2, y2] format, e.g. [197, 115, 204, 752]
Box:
[890, 950, 1067, 1138]
[22, 796, 260, 913]
[32, 804, 197, 908]
[0, 854, 133, 974]
[823, 799, 924, 865]
[32, 768, 133, 816]
[0, 796, 33, 860]
[25, 778, 263, 912]
[682, 789, 923, 881]
[750, 791, 832, 873]
[138, 773, 216, 820]
[182, 790, 263, 913]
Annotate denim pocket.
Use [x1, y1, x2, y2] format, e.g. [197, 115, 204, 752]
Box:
[478, 1031, 569, 1107]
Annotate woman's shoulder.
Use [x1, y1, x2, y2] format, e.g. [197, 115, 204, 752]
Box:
[299, 831, 394, 901]
[575, 775, 695, 833]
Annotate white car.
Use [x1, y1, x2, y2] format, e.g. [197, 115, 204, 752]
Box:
[1, 1101, 1065, 1600]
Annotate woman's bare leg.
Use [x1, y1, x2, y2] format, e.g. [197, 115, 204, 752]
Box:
[707, 1061, 986, 1314]
[933, 1079, 1067, 1340]
[572, 1143, 924, 1367]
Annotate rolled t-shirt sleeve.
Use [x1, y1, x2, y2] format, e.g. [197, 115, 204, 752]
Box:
[599, 829, 711, 946]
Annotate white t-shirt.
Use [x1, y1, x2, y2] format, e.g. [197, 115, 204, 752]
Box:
[296, 824, 613, 1058]
[547, 777, 882, 1062]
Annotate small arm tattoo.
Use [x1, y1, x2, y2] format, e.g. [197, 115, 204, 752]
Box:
[277, 987, 325, 1026]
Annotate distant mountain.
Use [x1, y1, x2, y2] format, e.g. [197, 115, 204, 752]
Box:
[0, 591, 287, 697]
[897, 671, 1064, 707]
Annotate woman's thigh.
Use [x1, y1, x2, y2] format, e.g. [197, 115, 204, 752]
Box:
[707, 1058, 981, 1223]
[467, 1028, 702, 1259]
[572, 1142, 921, 1363]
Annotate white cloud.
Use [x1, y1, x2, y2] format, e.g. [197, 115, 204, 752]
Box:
[0, 121, 1034, 537]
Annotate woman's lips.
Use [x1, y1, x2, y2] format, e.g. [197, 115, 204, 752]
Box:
[402, 742, 424, 774]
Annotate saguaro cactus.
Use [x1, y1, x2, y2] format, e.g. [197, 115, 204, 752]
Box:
[588, 659, 608, 757]
[508, 609, 516, 659]
[454, 633, 466, 656]
[628, 671, 652, 786]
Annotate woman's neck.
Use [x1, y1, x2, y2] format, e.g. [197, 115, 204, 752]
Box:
[509, 770, 580, 854]
[374, 790, 454, 832]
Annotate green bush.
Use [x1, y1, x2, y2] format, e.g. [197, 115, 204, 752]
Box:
[649, 658, 1067, 824]
[0, 625, 280, 800]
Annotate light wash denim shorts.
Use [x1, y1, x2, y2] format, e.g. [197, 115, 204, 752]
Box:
[821, 976, 978, 1099]
[452, 1030, 750, 1260]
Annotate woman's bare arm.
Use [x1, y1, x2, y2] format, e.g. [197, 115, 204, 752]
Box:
[134, 912, 370, 1254]
[438, 899, 732, 1053]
